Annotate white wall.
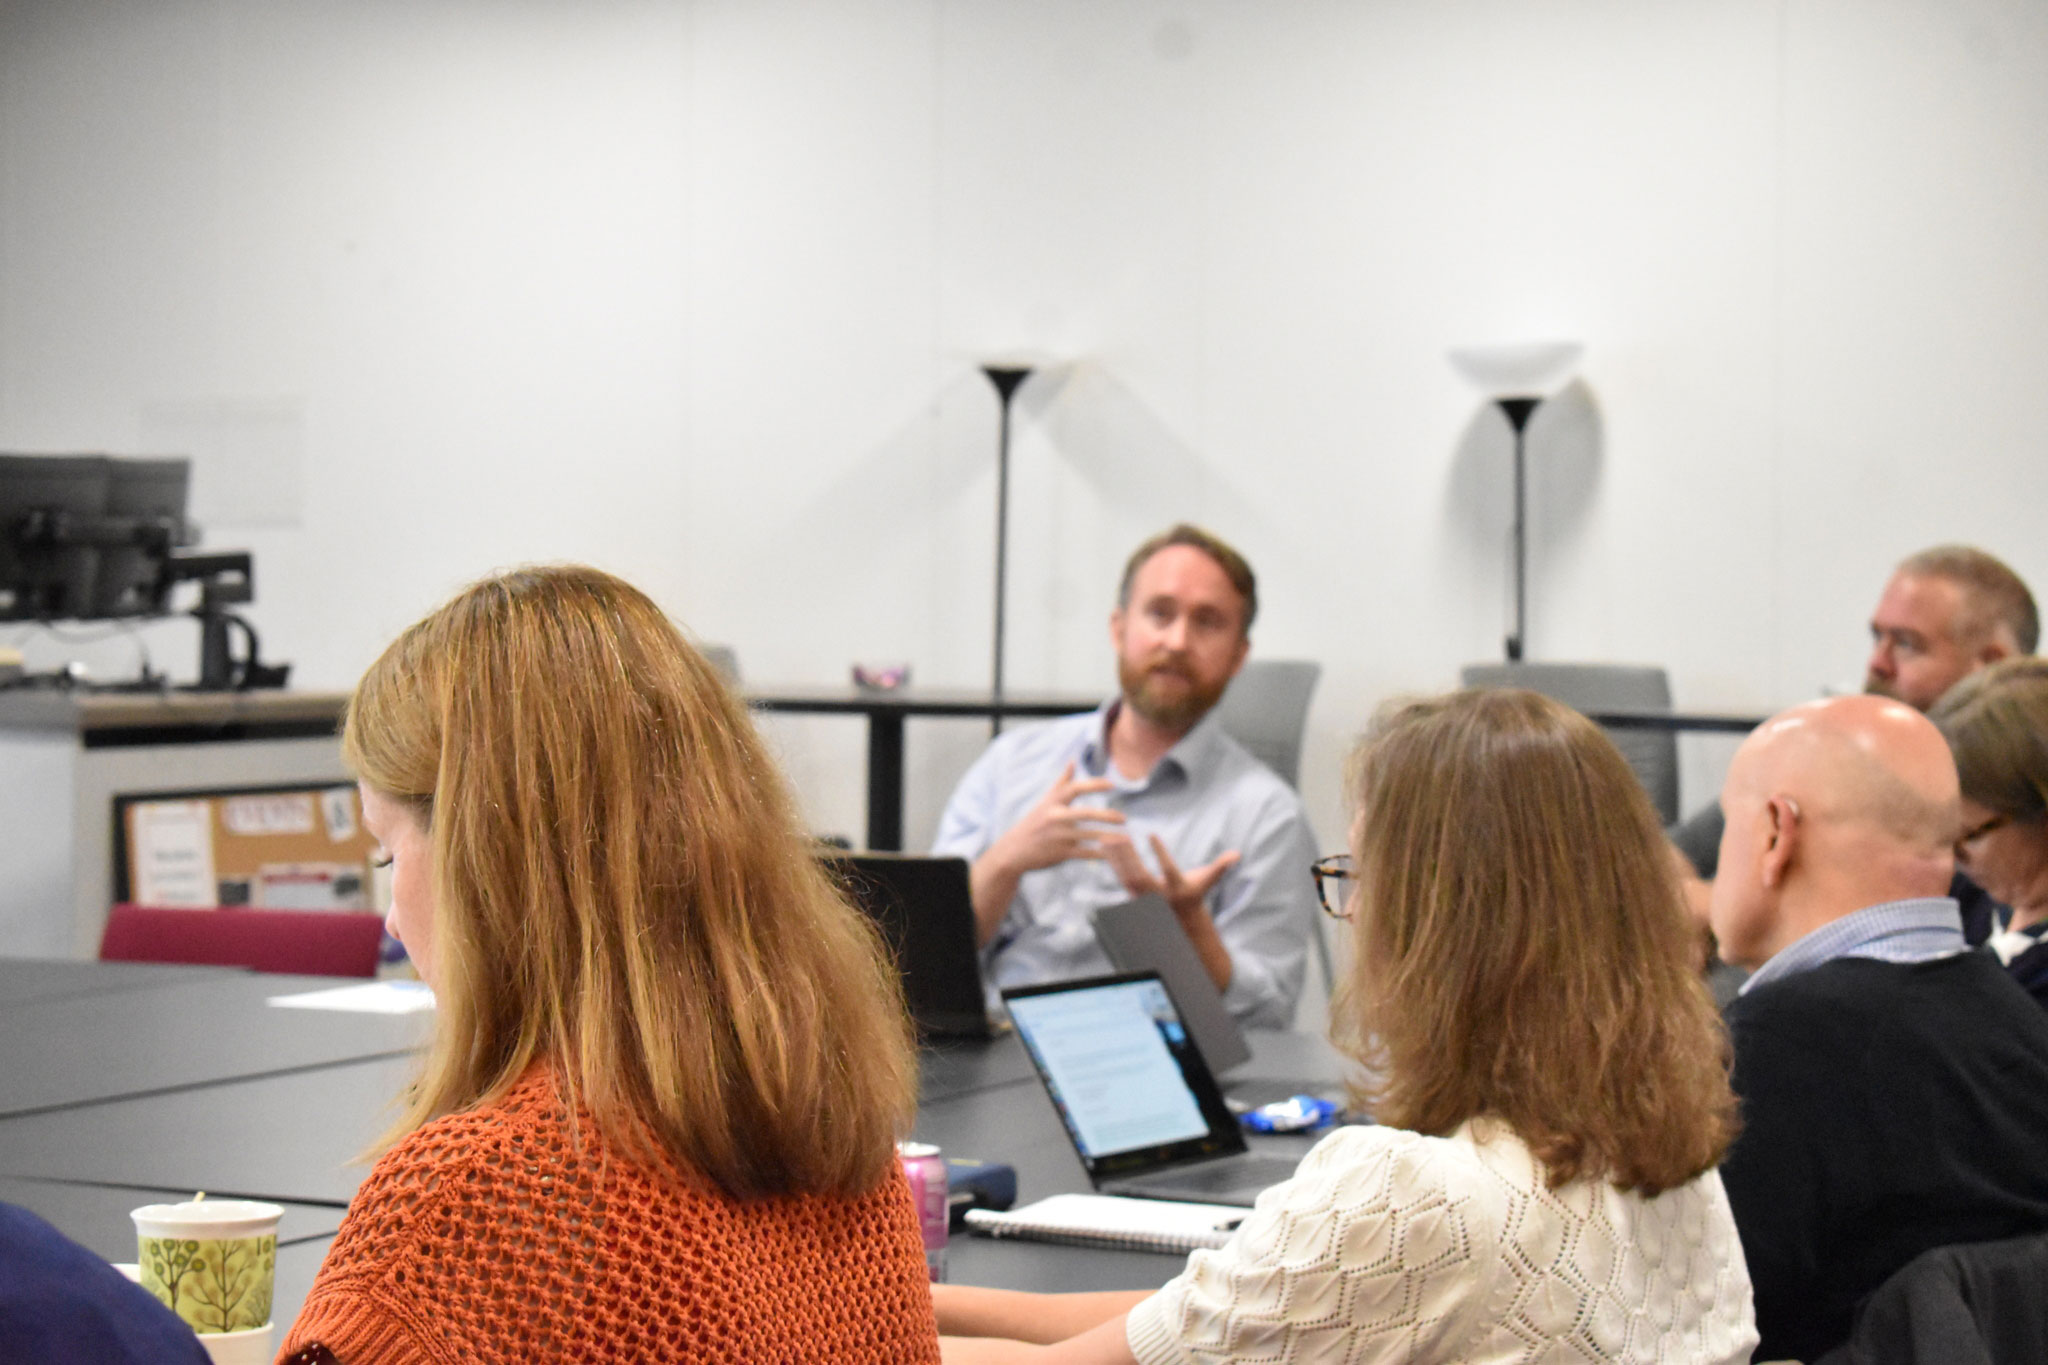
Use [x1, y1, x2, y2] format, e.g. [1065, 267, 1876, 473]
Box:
[4, 0, 2046, 859]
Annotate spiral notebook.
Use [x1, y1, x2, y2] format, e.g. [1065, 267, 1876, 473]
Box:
[962, 1193, 1243, 1254]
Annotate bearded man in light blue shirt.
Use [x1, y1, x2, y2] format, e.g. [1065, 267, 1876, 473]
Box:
[931, 525, 1317, 1029]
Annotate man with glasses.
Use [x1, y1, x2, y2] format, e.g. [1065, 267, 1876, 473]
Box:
[931, 525, 1317, 1028]
[1673, 543, 2037, 945]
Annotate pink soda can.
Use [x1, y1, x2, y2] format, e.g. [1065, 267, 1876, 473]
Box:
[898, 1141, 949, 1282]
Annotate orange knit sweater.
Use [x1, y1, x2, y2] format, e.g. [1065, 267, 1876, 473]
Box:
[280, 1070, 941, 1364]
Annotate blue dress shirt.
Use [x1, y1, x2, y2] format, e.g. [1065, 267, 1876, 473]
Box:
[1740, 896, 1968, 997]
[932, 700, 1318, 1028]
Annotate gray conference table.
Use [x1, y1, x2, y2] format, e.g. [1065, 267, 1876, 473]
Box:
[0, 962, 430, 1333]
[0, 956, 236, 1008]
[0, 970, 429, 1119]
[0, 959, 1349, 1334]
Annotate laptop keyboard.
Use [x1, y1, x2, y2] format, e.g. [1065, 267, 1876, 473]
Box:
[1159, 1155, 1300, 1194]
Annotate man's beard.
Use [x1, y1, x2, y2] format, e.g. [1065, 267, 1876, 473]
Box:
[1863, 672, 1902, 701]
[1119, 655, 1228, 732]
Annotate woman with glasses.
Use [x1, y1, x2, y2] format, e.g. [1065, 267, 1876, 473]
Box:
[281, 566, 940, 1364]
[935, 687, 1755, 1363]
[1930, 656, 2048, 1009]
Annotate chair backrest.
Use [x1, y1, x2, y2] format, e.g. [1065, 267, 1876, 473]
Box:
[1459, 661, 1680, 825]
[99, 904, 386, 978]
[701, 644, 741, 683]
[1212, 659, 1321, 789]
[1820, 1230, 2048, 1365]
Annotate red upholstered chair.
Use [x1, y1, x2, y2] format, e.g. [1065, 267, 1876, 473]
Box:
[99, 904, 386, 978]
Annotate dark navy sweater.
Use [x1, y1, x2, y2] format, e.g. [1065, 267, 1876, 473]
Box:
[1721, 952, 2048, 1363]
[0, 1202, 211, 1364]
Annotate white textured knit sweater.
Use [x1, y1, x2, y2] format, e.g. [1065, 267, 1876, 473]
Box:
[1125, 1119, 1756, 1364]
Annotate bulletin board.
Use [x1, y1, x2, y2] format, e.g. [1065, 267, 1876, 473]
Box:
[112, 784, 390, 912]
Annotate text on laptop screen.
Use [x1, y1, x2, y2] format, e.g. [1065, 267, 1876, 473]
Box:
[1005, 979, 1210, 1158]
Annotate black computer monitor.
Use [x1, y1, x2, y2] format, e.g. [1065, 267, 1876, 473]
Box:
[92, 457, 190, 618]
[0, 452, 286, 690]
[0, 454, 113, 621]
[0, 453, 192, 622]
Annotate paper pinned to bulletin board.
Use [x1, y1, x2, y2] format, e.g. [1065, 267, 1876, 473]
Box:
[126, 801, 217, 907]
[118, 785, 387, 912]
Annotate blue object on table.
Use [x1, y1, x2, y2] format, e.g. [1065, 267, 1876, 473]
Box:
[945, 1158, 1018, 1229]
[1240, 1095, 1339, 1134]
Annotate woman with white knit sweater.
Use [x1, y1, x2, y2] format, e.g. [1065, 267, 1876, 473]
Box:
[934, 687, 1758, 1363]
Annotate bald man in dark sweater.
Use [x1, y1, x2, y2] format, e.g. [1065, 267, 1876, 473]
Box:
[1708, 696, 2048, 1364]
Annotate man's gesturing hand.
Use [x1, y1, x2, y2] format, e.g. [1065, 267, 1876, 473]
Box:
[1105, 834, 1239, 921]
[990, 762, 1125, 873]
[969, 763, 1124, 946]
[1103, 834, 1242, 993]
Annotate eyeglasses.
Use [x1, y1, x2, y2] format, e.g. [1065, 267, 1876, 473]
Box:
[1311, 854, 1355, 920]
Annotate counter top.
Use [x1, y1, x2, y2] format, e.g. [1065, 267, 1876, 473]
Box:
[0, 689, 349, 744]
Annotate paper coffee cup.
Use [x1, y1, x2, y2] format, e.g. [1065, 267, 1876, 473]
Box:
[131, 1199, 281, 1336]
[195, 1323, 277, 1365]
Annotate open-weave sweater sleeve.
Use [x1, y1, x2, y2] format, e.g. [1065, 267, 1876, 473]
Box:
[280, 1071, 940, 1364]
[1124, 1123, 1756, 1365]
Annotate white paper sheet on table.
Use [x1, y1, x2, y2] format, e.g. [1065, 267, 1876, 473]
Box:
[267, 981, 435, 1014]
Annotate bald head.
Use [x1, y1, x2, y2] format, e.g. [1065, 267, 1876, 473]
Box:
[1710, 696, 1960, 969]
[1733, 696, 1960, 849]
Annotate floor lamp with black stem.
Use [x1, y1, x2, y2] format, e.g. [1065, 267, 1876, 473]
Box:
[982, 364, 1032, 735]
[1447, 341, 1584, 665]
[1498, 395, 1540, 663]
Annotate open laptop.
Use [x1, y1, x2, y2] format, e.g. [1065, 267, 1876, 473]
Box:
[826, 853, 994, 1040]
[1002, 972, 1302, 1207]
[1092, 895, 1252, 1074]
[1093, 895, 1344, 1109]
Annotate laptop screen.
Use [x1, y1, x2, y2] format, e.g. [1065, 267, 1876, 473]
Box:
[1005, 973, 1245, 1175]
[1092, 894, 1252, 1077]
[823, 854, 990, 1040]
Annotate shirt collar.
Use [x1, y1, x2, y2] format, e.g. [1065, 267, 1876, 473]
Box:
[1079, 698, 1227, 788]
[1741, 896, 1967, 995]
[1987, 918, 2048, 966]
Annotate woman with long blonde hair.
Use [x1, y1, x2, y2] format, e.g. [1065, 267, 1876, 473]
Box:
[283, 565, 939, 1363]
[935, 688, 1756, 1363]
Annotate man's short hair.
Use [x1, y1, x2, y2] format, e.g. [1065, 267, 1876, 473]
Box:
[1117, 524, 1258, 633]
[1896, 545, 2039, 654]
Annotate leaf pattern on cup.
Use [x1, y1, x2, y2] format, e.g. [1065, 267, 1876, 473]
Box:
[138, 1234, 276, 1332]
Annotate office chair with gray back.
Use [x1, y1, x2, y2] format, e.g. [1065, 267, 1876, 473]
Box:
[1212, 659, 1332, 992]
[1213, 660, 1321, 790]
[1459, 662, 1680, 825]
[701, 644, 740, 684]
[1814, 1230, 2048, 1365]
